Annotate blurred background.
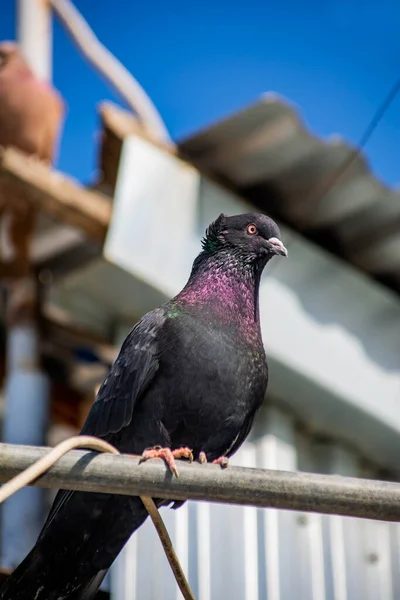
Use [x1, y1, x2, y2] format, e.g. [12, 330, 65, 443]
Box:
[0, 1, 400, 599]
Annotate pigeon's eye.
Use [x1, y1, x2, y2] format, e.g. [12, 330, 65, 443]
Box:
[246, 224, 258, 235]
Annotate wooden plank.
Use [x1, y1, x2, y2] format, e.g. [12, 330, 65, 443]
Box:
[0, 147, 112, 242]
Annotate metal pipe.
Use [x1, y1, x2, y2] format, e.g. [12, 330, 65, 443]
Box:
[1, 443, 400, 523]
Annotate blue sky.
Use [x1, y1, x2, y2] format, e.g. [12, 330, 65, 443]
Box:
[2, 1, 399, 186]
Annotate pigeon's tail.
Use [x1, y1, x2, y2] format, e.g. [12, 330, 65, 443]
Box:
[0, 492, 150, 600]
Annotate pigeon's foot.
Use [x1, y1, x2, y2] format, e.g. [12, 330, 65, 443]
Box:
[198, 451, 207, 464]
[140, 446, 193, 477]
[197, 452, 229, 468]
[213, 456, 229, 468]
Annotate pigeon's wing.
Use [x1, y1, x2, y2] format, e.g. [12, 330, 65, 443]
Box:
[81, 306, 166, 439]
[39, 307, 167, 538]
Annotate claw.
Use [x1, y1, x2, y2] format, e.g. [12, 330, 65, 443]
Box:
[212, 456, 229, 468]
[198, 451, 207, 464]
[139, 446, 193, 477]
[198, 452, 229, 468]
[140, 447, 179, 476]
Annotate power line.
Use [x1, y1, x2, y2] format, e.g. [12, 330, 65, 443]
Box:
[308, 75, 400, 213]
[357, 77, 400, 150]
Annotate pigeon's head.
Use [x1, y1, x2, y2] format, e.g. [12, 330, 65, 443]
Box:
[202, 213, 287, 264]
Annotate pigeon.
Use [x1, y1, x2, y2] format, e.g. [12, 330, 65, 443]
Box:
[0, 41, 65, 276]
[1, 212, 287, 599]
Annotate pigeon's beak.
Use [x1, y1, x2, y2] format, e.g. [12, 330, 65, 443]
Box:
[267, 237, 288, 257]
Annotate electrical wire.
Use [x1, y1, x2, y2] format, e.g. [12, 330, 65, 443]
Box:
[306, 76, 400, 212]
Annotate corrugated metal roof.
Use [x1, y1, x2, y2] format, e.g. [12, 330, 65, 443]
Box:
[179, 93, 400, 295]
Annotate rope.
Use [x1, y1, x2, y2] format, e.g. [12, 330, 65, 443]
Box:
[0, 435, 195, 600]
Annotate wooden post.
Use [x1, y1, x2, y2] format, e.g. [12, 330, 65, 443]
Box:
[17, 0, 52, 80]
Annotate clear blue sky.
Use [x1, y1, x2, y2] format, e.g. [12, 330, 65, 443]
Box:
[1, 1, 399, 186]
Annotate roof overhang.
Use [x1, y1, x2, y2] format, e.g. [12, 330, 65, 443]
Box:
[179, 93, 400, 297]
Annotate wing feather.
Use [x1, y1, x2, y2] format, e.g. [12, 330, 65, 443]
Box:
[81, 307, 166, 439]
[39, 307, 166, 537]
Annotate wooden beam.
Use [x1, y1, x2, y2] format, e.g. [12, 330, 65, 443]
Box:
[98, 101, 176, 190]
[99, 101, 175, 153]
[0, 147, 112, 242]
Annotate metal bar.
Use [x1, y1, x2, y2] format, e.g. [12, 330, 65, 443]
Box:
[1, 444, 400, 522]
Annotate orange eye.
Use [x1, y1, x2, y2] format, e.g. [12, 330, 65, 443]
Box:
[247, 224, 257, 235]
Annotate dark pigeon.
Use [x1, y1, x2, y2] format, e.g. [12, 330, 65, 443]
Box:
[1, 212, 287, 599]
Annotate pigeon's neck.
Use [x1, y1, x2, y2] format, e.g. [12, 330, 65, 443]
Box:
[176, 250, 263, 326]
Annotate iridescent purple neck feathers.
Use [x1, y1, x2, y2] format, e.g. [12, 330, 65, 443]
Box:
[175, 249, 264, 328]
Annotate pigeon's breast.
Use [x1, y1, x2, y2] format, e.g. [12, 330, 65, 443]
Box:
[148, 312, 268, 457]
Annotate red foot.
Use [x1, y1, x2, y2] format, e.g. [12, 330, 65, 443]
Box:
[198, 452, 229, 468]
[140, 446, 193, 477]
